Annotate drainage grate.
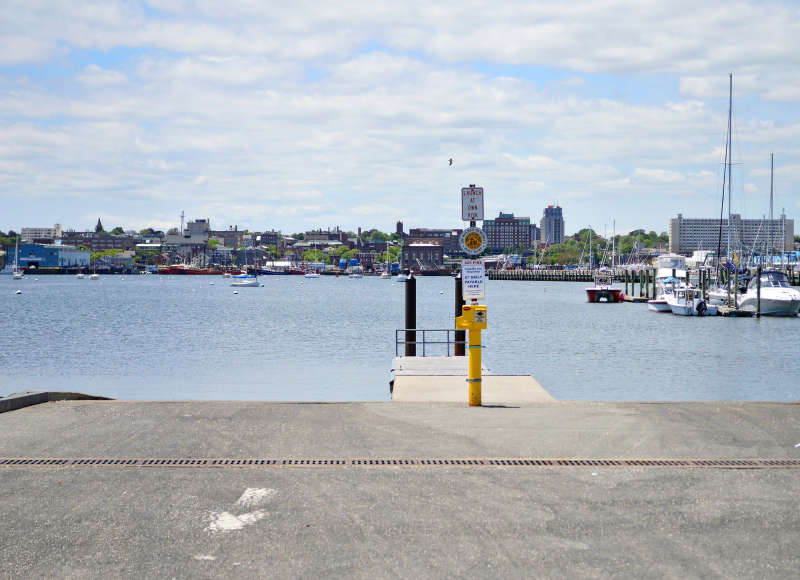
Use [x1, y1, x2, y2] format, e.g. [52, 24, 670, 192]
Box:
[1, 457, 799, 469]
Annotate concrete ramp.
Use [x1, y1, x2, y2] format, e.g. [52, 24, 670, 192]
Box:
[392, 356, 555, 403]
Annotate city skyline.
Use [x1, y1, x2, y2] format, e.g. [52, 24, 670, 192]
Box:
[2, 1, 800, 235]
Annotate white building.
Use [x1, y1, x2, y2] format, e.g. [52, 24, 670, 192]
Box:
[21, 224, 62, 241]
[669, 213, 794, 256]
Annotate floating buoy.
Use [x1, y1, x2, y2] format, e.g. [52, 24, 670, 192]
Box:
[440, 290, 444, 294]
[15, 290, 22, 294]
[260, 284, 265, 287]
[233, 290, 239, 294]
[209, 282, 214, 285]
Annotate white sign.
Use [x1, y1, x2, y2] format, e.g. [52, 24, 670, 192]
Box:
[461, 259, 485, 300]
[461, 187, 484, 221]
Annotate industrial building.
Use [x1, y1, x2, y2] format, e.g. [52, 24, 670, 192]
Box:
[6, 243, 90, 272]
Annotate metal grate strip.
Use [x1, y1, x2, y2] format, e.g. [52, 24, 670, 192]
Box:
[2, 457, 800, 469]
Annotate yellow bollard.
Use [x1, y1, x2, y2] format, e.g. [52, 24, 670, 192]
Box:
[467, 326, 482, 406]
[456, 304, 487, 407]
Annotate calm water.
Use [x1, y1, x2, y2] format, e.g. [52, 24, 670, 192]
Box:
[1, 274, 799, 401]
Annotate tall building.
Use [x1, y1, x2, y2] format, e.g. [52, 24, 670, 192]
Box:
[669, 213, 794, 255]
[540, 205, 564, 245]
[483, 212, 532, 252]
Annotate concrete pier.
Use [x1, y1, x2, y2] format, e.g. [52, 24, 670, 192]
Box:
[1, 394, 799, 578]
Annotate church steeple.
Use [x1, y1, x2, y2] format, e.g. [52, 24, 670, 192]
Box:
[95, 218, 104, 233]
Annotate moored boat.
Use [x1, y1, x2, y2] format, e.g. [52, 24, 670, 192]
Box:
[585, 274, 624, 303]
[667, 287, 717, 316]
[738, 270, 800, 316]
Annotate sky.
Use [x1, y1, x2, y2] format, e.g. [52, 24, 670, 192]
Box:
[2, 0, 800, 237]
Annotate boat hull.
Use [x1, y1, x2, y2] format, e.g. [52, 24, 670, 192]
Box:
[738, 296, 800, 317]
[585, 288, 625, 303]
[647, 299, 671, 312]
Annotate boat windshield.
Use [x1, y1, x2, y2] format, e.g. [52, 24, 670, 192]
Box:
[749, 271, 790, 289]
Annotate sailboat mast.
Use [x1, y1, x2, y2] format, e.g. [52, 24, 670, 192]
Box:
[769, 153, 774, 263]
[726, 72, 733, 262]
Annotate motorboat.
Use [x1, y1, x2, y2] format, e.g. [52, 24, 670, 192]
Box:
[76, 273, 85, 279]
[230, 273, 259, 287]
[585, 273, 624, 303]
[738, 270, 800, 316]
[647, 277, 680, 312]
[90, 273, 100, 280]
[667, 287, 717, 316]
[304, 271, 321, 279]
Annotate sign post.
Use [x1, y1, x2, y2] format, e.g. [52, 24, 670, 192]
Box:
[455, 185, 487, 406]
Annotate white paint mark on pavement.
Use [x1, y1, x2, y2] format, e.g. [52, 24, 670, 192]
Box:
[206, 510, 267, 532]
[205, 488, 276, 532]
[235, 487, 276, 509]
[193, 555, 217, 561]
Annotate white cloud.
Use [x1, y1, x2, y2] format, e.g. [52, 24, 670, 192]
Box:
[2, 1, 800, 234]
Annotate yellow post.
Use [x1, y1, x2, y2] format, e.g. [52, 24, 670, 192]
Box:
[456, 304, 487, 407]
[467, 326, 482, 406]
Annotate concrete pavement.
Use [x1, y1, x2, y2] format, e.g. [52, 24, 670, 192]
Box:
[2, 398, 799, 578]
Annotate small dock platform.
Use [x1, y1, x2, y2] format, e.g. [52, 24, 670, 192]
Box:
[391, 356, 556, 403]
[624, 295, 649, 303]
[717, 306, 755, 317]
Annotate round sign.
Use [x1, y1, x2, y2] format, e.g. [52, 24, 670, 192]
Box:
[459, 227, 487, 255]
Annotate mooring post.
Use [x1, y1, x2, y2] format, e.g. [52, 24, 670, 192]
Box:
[734, 267, 739, 309]
[756, 265, 761, 317]
[405, 274, 417, 356]
[624, 270, 629, 296]
[454, 274, 465, 356]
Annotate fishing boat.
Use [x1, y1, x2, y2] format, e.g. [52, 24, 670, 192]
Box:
[667, 287, 717, 316]
[738, 270, 800, 316]
[585, 273, 624, 303]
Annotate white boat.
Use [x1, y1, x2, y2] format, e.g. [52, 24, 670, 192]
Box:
[76, 273, 85, 279]
[667, 287, 717, 316]
[380, 271, 391, 279]
[647, 277, 681, 312]
[738, 270, 800, 316]
[347, 265, 363, 279]
[304, 272, 320, 279]
[231, 274, 259, 287]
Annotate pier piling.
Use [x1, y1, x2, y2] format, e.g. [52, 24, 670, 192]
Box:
[405, 275, 416, 356]
[454, 275, 465, 357]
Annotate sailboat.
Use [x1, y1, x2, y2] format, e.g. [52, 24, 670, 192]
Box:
[231, 246, 259, 287]
[12, 236, 23, 279]
[708, 73, 736, 306]
[304, 242, 321, 278]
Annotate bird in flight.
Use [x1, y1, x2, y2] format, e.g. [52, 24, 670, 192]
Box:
[448, 158, 453, 166]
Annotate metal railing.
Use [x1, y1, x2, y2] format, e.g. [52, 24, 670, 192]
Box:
[395, 328, 467, 357]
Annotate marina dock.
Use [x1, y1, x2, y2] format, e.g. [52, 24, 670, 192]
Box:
[2, 392, 799, 578]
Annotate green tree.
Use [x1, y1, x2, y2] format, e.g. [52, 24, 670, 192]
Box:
[139, 228, 155, 236]
[110, 226, 125, 235]
[167, 227, 179, 235]
[208, 239, 220, 249]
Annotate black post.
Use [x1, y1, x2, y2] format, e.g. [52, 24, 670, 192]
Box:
[756, 265, 761, 317]
[454, 274, 465, 356]
[405, 274, 417, 356]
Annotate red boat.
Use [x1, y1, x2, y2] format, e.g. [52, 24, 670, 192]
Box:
[585, 274, 625, 303]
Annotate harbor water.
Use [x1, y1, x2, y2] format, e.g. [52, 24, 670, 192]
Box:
[2, 274, 798, 401]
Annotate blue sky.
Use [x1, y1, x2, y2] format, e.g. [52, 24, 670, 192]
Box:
[2, 0, 800, 236]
